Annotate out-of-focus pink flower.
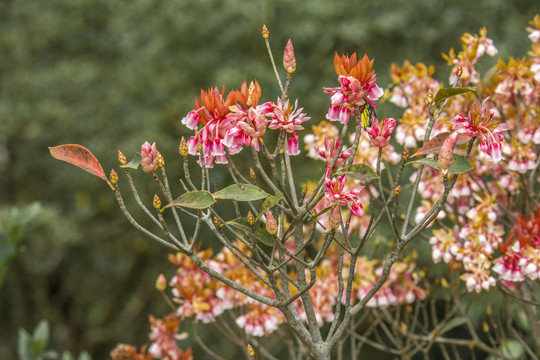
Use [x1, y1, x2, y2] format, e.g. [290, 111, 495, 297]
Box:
[141, 141, 159, 173]
[449, 98, 509, 161]
[366, 118, 397, 148]
[148, 314, 188, 359]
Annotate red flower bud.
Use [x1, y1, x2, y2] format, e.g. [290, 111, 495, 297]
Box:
[141, 141, 158, 173]
[265, 209, 277, 235]
[283, 39, 296, 74]
[438, 132, 458, 175]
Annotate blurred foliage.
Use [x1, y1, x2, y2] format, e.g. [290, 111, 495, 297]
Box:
[18, 320, 91, 360]
[1, 0, 539, 359]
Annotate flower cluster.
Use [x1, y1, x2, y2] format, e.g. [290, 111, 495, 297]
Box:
[442, 27, 498, 85]
[324, 53, 383, 124]
[181, 80, 310, 167]
[425, 18, 540, 293]
[388, 61, 442, 148]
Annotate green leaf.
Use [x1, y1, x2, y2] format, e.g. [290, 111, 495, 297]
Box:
[213, 184, 269, 201]
[438, 316, 468, 335]
[0, 229, 16, 261]
[33, 320, 50, 344]
[405, 154, 472, 174]
[310, 201, 339, 219]
[410, 132, 470, 158]
[334, 164, 378, 181]
[77, 351, 92, 360]
[256, 193, 283, 221]
[162, 191, 216, 211]
[120, 153, 142, 170]
[433, 87, 475, 106]
[30, 339, 46, 357]
[18, 329, 32, 360]
[486, 339, 525, 360]
[227, 218, 274, 246]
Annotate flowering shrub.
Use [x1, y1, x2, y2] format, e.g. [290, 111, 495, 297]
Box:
[50, 16, 540, 360]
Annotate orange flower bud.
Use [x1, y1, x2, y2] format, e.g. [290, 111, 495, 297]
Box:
[109, 169, 119, 185]
[118, 150, 127, 165]
[265, 210, 277, 235]
[153, 194, 161, 210]
[247, 344, 255, 359]
[283, 39, 296, 74]
[262, 25, 269, 39]
[179, 137, 189, 157]
[155, 273, 167, 292]
[214, 216, 222, 228]
[394, 185, 402, 196]
[250, 167, 256, 180]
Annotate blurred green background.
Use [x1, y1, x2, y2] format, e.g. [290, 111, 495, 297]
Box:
[1, 0, 538, 358]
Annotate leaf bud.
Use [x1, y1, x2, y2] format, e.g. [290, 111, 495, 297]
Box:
[250, 167, 256, 180]
[214, 216, 222, 228]
[482, 321, 490, 333]
[262, 25, 269, 39]
[402, 147, 409, 159]
[118, 150, 127, 165]
[486, 305, 492, 316]
[155, 274, 167, 292]
[247, 344, 255, 359]
[109, 169, 119, 185]
[425, 89, 433, 105]
[456, 64, 463, 77]
[153, 194, 161, 210]
[394, 185, 402, 196]
[156, 151, 165, 168]
[179, 137, 189, 157]
[247, 211, 256, 226]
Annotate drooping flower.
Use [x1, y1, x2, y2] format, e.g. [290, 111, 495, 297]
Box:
[148, 314, 189, 360]
[324, 166, 365, 217]
[449, 97, 509, 161]
[267, 97, 310, 155]
[324, 53, 383, 124]
[181, 86, 238, 168]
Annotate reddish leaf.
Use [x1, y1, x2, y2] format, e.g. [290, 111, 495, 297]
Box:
[49, 144, 106, 180]
[411, 132, 470, 158]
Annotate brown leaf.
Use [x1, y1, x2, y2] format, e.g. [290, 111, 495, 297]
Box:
[411, 132, 470, 158]
[49, 144, 106, 180]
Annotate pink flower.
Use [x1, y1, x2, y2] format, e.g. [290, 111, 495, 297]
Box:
[148, 314, 187, 359]
[324, 167, 364, 217]
[181, 86, 238, 168]
[267, 98, 310, 155]
[449, 98, 509, 161]
[315, 138, 352, 165]
[324, 53, 383, 124]
[141, 141, 158, 173]
[366, 118, 396, 148]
